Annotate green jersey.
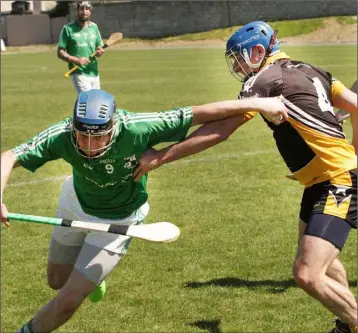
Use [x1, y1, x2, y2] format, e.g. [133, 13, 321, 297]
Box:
[13, 108, 193, 219]
[58, 21, 103, 77]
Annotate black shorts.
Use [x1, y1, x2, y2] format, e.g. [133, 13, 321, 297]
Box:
[299, 169, 357, 250]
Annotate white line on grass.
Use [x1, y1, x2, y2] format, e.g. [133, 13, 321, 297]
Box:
[7, 150, 275, 188]
[7, 176, 70, 187]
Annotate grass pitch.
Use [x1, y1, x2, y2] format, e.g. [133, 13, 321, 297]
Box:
[1, 44, 356, 332]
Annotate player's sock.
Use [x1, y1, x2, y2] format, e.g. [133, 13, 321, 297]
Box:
[329, 318, 355, 333]
[88, 280, 106, 302]
[17, 318, 36, 333]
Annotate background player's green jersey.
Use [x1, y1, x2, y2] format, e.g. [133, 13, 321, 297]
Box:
[13, 108, 193, 219]
[58, 21, 103, 77]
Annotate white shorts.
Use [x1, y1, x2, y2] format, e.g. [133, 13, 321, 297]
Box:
[71, 73, 101, 94]
[52, 176, 149, 254]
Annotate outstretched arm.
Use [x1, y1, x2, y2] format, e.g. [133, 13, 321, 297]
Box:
[336, 80, 357, 123]
[333, 87, 357, 153]
[191, 97, 288, 126]
[1, 150, 21, 226]
[133, 114, 249, 181]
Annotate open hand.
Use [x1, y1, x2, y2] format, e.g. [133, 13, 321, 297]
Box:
[133, 149, 163, 182]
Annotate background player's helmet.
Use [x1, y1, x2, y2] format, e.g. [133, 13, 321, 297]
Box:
[225, 21, 280, 81]
[72, 89, 117, 159]
[77, 1, 92, 10]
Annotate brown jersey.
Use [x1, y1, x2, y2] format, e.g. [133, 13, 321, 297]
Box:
[240, 53, 356, 187]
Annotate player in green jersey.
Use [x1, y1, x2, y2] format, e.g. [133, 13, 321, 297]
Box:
[1, 89, 288, 333]
[57, 1, 104, 94]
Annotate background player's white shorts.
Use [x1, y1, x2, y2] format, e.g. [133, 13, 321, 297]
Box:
[52, 176, 149, 254]
[71, 73, 101, 94]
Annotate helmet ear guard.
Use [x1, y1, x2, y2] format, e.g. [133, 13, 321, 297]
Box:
[242, 44, 266, 69]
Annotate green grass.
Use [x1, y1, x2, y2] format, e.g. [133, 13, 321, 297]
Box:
[337, 15, 357, 25]
[1, 45, 357, 333]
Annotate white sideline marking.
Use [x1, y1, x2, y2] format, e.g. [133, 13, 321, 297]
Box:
[7, 176, 69, 187]
[7, 150, 274, 188]
[173, 150, 274, 165]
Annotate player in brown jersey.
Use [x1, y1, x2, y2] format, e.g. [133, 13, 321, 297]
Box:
[133, 21, 357, 333]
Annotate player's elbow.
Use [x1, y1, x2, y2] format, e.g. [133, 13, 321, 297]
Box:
[57, 48, 66, 60]
[57, 49, 62, 60]
[211, 131, 231, 145]
[1, 150, 19, 169]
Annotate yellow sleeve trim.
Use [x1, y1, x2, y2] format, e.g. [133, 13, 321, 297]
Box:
[243, 111, 258, 121]
[332, 80, 346, 98]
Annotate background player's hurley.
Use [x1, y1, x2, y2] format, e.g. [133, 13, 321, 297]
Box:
[63, 32, 123, 78]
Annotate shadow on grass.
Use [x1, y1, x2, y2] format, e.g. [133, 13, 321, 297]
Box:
[185, 277, 357, 293]
[187, 319, 222, 333]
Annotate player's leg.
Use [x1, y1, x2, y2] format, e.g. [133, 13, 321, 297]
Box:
[47, 177, 87, 290]
[82, 201, 150, 301]
[29, 244, 123, 333]
[298, 219, 348, 288]
[91, 75, 100, 90]
[47, 239, 83, 290]
[26, 202, 150, 332]
[71, 74, 92, 94]
[293, 217, 356, 327]
[294, 171, 357, 330]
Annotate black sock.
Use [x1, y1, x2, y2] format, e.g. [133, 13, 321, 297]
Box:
[18, 318, 36, 333]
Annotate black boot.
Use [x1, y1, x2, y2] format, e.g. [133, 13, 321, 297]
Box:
[328, 319, 352, 333]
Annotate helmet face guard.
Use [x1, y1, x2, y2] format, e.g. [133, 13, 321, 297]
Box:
[225, 46, 257, 82]
[71, 119, 117, 159]
[71, 89, 117, 159]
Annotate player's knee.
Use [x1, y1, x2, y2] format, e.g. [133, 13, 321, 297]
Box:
[47, 266, 70, 290]
[292, 260, 320, 293]
[47, 261, 74, 290]
[47, 274, 66, 290]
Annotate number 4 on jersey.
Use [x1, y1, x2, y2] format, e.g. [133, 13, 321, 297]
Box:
[312, 77, 334, 115]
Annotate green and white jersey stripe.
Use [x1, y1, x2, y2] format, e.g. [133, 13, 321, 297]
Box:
[13, 108, 193, 219]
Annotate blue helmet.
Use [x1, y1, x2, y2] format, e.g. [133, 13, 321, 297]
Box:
[225, 21, 279, 81]
[72, 89, 117, 158]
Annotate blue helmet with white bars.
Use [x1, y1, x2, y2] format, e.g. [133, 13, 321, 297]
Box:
[72, 89, 117, 159]
[225, 21, 280, 81]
